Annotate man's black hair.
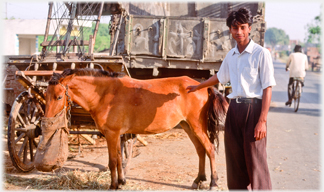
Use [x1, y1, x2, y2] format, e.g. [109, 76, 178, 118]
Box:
[226, 7, 253, 28]
[294, 45, 302, 52]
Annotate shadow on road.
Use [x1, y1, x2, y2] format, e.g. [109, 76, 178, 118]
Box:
[273, 64, 285, 70]
[126, 176, 192, 190]
[64, 158, 107, 172]
[270, 106, 320, 117]
[271, 90, 320, 104]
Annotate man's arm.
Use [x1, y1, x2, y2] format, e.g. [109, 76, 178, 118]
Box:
[254, 86, 272, 140]
[186, 74, 219, 93]
[305, 55, 309, 71]
[286, 54, 291, 71]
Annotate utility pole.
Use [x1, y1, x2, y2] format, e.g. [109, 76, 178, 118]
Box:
[5, 2, 7, 19]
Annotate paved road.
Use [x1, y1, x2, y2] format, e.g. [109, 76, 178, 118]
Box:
[267, 60, 321, 190]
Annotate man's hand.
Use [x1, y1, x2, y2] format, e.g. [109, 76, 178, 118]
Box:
[186, 74, 219, 93]
[254, 121, 267, 140]
[186, 85, 199, 93]
[255, 87, 272, 140]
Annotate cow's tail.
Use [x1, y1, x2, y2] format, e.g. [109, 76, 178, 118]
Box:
[207, 86, 229, 152]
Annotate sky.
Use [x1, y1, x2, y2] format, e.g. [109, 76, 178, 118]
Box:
[265, 1, 322, 42]
[2, 1, 323, 43]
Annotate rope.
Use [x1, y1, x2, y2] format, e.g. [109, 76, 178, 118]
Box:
[58, 82, 73, 127]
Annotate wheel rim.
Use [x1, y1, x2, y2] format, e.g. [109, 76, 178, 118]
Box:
[7, 92, 43, 172]
[294, 82, 301, 112]
[293, 98, 298, 112]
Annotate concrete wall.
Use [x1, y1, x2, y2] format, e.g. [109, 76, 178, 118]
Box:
[121, 2, 196, 17]
[3, 19, 50, 55]
[120, 2, 262, 18]
[3, 22, 17, 55]
[121, 2, 170, 16]
[19, 36, 37, 55]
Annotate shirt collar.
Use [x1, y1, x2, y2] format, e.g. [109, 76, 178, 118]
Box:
[233, 39, 255, 55]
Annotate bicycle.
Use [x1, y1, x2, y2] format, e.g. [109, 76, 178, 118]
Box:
[291, 77, 303, 112]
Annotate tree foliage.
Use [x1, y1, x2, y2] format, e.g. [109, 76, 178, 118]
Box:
[38, 22, 111, 53]
[93, 23, 111, 52]
[265, 27, 289, 48]
[305, 15, 321, 44]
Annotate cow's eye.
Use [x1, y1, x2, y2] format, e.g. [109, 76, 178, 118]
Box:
[57, 96, 63, 100]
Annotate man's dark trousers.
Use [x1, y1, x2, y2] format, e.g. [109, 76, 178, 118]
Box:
[224, 99, 272, 190]
[288, 77, 304, 101]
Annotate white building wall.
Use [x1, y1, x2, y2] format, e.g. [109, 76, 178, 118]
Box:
[3, 25, 17, 55]
[15, 34, 19, 55]
[19, 37, 36, 55]
[3, 19, 53, 55]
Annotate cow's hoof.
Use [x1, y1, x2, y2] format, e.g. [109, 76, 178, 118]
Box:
[118, 178, 126, 185]
[109, 185, 118, 190]
[192, 182, 199, 189]
[192, 181, 209, 189]
[209, 185, 218, 191]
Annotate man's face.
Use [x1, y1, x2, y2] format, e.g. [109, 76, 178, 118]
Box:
[230, 22, 251, 44]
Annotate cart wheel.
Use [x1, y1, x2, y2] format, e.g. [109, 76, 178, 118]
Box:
[120, 134, 137, 174]
[7, 92, 43, 172]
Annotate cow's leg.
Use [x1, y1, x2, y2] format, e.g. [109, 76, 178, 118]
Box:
[180, 121, 207, 189]
[117, 136, 126, 186]
[187, 121, 218, 190]
[105, 129, 120, 189]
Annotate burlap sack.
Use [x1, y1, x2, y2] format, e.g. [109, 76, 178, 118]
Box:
[35, 108, 69, 172]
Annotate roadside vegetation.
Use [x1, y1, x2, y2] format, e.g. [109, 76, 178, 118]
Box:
[37, 22, 111, 53]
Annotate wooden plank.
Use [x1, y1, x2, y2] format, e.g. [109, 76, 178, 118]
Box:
[92, 2, 104, 53]
[81, 134, 96, 145]
[15, 70, 63, 76]
[69, 134, 96, 145]
[137, 135, 148, 146]
[8, 55, 34, 60]
[41, 40, 89, 46]
[44, 3, 53, 42]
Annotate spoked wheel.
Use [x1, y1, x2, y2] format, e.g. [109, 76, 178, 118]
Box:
[120, 134, 137, 174]
[7, 92, 44, 172]
[293, 96, 300, 112]
[293, 81, 301, 112]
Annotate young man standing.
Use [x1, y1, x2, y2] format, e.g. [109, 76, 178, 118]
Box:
[186, 8, 275, 190]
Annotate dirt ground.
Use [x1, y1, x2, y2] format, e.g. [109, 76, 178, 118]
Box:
[3, 127, 228, 190]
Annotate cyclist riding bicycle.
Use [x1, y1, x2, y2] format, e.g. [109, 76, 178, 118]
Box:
[285, 45, 308, 106]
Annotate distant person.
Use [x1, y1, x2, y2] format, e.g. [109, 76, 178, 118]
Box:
[285, 45, 308, 106]
[186, 7, 275, 190]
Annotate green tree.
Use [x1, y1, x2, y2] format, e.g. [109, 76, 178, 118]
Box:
[38, 22, 111, 53]
[265, 27, 290, 49]
[94, 23, 111, 52]
[305, 15, 321, 44]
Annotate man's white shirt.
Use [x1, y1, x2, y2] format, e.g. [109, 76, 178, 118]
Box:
[217, 40, 276, 99]
[286, 52, 308, 78]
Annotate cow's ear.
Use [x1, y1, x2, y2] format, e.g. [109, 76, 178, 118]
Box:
[60, 73, 76, 86]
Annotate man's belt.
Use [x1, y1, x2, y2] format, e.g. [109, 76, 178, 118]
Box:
[235, 97, 261, 104]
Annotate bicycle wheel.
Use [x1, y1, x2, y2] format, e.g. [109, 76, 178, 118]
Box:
[293, 81, 301, 112]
